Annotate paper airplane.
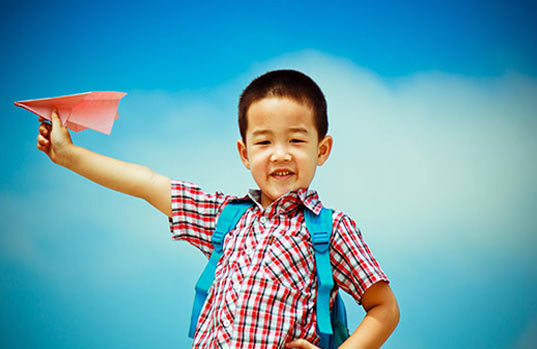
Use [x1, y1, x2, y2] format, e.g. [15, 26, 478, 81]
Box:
[14, 91, 127, 135]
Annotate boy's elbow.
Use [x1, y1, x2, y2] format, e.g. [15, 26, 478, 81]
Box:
[380, 286, 400, 330]
[390, 296, 400, 330]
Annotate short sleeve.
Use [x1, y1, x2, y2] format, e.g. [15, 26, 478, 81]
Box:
[330, 213, 389, 305]
[168, 179, 228, 258]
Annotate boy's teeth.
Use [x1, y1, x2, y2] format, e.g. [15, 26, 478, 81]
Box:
[273, 171, 292, 176]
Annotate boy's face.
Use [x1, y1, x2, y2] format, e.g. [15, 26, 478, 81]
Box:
[237, 97, 332, 209]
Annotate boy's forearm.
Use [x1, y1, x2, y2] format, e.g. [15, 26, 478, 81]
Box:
[60, 144, 171, 216]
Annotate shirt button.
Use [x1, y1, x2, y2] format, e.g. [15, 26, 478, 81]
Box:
[246, 247, 254, 257]
[222, 319, 231, 328]
[234, 282, 241, 292]
[260, 216, 267, 224]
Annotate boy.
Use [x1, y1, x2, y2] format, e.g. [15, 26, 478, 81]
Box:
[36, 70, 399, 348]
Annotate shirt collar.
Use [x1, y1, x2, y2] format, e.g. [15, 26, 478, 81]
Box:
[245, 188, 323, 216]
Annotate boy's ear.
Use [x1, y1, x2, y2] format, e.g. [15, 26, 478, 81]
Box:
[237, 139, 250, 169]
[317, 135, 333, 166]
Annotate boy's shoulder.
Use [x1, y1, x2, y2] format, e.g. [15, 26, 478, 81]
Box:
[328, 207, 362, 237]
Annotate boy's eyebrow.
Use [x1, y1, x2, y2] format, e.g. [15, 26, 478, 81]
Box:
[288, 127, 309, 134]
[250, 127, 310, 137]
[251, 129, 272, 137]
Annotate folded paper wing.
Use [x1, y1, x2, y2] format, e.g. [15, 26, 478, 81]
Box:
[14, 91, 127, 135]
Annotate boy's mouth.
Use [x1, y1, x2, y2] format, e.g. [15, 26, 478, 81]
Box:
[271, 170, 295, 178]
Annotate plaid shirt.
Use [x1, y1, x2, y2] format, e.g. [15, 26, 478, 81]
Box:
[169, 180, 388, 348]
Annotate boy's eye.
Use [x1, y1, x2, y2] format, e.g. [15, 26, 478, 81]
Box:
[290, 139, 305, 143]
[255, 140, 270, 145]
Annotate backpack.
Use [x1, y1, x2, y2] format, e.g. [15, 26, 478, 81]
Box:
[189, 202, 350, 348]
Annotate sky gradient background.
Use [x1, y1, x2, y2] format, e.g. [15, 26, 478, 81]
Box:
[1, 1, 536, 348]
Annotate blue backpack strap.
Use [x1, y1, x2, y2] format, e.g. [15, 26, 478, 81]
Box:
[188, 201, 252, 338]
[331, 292, 350, 348]
[304, 207, 335, 342]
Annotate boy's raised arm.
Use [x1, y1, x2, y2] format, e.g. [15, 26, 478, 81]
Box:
[37, 110, 172, 217]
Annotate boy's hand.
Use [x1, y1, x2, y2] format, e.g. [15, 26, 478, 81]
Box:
[285, 339, 319, 349]
[37, 109, 73, 165]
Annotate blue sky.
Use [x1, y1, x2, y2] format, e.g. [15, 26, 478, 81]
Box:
[2, 1, 537, 348]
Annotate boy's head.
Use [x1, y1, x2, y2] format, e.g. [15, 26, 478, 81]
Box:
[238, 69, 328, 142]
[237, 70, 333, 208]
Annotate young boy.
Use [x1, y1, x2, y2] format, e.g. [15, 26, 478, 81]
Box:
[36, 70, 399, 348]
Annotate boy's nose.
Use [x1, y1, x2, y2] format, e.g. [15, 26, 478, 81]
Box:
[270, 145, 291, 162]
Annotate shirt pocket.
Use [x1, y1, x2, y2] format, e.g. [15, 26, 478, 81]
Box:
[262, 231, 316, 292]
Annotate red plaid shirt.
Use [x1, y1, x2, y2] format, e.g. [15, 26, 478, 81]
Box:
[169, 180, 388, 348]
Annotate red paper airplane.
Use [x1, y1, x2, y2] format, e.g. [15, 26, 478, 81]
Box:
[15, 91, 127, 135]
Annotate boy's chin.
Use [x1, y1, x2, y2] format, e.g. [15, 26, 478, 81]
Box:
[265, 187, 300, 201]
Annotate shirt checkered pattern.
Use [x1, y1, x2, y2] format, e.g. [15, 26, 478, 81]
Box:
[169, 180, 388, 348]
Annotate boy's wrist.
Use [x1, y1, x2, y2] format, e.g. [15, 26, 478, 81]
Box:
[54, 143, 78, 168]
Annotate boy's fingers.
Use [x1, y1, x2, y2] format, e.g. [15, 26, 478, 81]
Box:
[285, 339, 319, 349]
[37, 142, 50, 153]
[37, 134, 49, 146]
[37, 134, 50, 154]
[39, 123, 51, 136]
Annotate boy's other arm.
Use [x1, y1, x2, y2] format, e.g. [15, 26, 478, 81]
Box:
[37, 110, 172, 217]
[286, 281, 399, 349]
